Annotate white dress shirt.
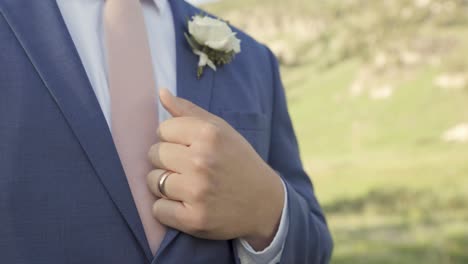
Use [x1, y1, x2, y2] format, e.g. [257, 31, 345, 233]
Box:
[56, 0, 288, 263]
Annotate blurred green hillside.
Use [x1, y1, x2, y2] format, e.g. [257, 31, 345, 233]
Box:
[203, 0, 468, 263]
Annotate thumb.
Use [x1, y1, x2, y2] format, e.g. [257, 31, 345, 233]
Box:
[159, 88, 212, 119]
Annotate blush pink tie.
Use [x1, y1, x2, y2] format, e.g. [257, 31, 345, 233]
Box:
[104, 0, 166, 254]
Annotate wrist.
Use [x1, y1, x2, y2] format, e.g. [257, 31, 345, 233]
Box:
[244, 168, 285, 251]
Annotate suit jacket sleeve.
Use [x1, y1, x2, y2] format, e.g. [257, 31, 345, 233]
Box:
[264, 47, 334, 264]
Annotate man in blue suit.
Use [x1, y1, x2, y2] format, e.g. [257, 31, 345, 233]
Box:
[0, 0, 332, 263]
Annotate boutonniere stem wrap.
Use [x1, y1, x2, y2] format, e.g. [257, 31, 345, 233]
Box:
[185, 15, 241, 79]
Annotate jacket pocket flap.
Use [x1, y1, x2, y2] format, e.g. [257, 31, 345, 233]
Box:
[215, 111, 268, 131]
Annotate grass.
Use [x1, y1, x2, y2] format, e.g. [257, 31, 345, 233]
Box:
[284, 60, 468, 263]
[202, 1, 468, 263]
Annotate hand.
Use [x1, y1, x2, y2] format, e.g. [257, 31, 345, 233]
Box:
[147, 89, 285, 250]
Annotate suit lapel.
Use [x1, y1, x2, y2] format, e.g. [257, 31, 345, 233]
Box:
[0, 0, 153, 260]
[154, 0, 215, 259]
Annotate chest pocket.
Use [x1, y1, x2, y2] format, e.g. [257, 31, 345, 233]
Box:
[215, 111, 270, 159]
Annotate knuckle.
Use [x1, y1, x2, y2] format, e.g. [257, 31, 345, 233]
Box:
[200, 122, 221, 143]
[156, 126, 162, 139]
[148, 143, 160, 160]
[191, 154, 217, 175]
[191, 155, 210, 172]
[147, 170, 155, 185]
[157, 120, 171, 139]
[148, 146, 155, 160]
[191, 181, 212, 201]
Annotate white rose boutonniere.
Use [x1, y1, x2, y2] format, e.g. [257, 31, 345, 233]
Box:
[185, 15, 241, 79]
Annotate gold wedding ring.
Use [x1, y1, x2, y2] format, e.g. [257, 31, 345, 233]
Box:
[158, 170, 173, 199]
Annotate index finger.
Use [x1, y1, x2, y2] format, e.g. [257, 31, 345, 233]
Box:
[157, 116, 206, 146]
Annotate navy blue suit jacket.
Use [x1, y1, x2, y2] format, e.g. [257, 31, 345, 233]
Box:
[0, 0, 333, 263]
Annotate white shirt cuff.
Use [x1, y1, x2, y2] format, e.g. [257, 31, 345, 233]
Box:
[235, 180, 289, 264]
